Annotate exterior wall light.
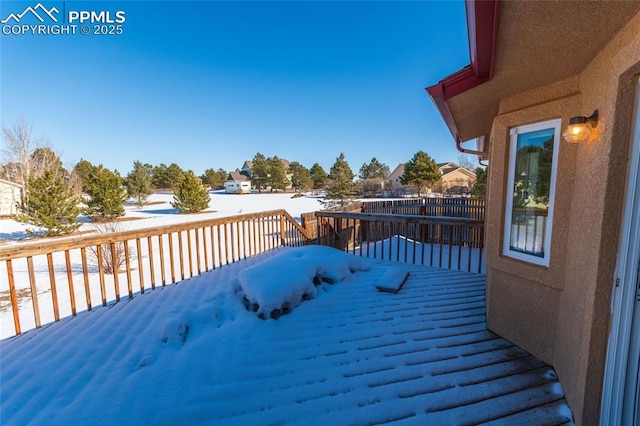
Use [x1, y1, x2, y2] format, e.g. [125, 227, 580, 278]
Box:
[563, 110, 599, 143]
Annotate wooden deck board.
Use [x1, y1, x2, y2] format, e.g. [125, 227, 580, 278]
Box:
[205, 261, 574, 425]
[0, 253, 574, 425]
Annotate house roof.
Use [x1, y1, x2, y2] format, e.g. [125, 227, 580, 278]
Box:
[388, 164, 404, 181]
[437, 162, 459, 175]
[427, 0, 640, 144]
[0, 249, 573, 424]
[227, 171, 249, 182]
[0, 179, 23, 188]
[242, 159, 291, 170]
[438, 163, 476, 179]
[389, 163, 475, 186]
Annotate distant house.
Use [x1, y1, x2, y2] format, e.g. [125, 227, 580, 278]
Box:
[434, 163, 476, 194]
[224, 172, 251, 194]
[240, 158, 293, 190]
[0, 179, 23, 216]
[241, 159, 291, 176]
[240, 161, 253, 178]
[387, 164, 407, 195]
[388, 163, 476, 195]
[360, 177, 386, 197]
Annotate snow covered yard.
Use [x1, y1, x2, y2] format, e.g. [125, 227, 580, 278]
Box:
[0, 191, 323, 243]
[0, 192, 323, 338]
[0, 246, 573, 425]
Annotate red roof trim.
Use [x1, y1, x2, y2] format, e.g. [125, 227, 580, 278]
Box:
[426, 0, 500, 140]
[467, 0, 499, 79]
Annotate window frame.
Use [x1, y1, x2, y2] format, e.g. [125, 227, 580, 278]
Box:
[503, 118, 561, 267]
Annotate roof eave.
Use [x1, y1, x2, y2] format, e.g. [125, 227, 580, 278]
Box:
[426, 0, 500, 142]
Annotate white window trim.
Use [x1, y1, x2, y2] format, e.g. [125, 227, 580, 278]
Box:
[503, 118, 561, 267]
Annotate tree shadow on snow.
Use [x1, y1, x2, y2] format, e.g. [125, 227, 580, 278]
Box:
[0, 230, 42, 241]
[142, 208, 180, 215]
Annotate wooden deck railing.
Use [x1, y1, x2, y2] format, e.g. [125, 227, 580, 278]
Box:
[361, 197, 485, 219]
[315, 211, 485, 273]
[0, 210, 310, 337]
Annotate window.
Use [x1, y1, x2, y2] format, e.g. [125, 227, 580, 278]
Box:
[503, 119, 561, 266]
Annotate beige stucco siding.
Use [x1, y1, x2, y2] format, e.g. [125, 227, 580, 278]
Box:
[486, 268, 560, 362]
[484, 11, 640, 425]
[436, 169, 476, 191]
[0, 181, 22, 216]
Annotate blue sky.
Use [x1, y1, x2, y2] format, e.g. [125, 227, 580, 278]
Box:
[1, 1, 470, 176]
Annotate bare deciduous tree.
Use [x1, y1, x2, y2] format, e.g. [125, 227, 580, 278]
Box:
[457, 154, 477, 171]
[2, 116, 41, 185]
[88, 221, 134, 274]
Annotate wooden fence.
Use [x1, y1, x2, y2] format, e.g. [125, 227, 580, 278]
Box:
[361, 197, 485, 219]
[301, 197, 485, 239]
[0, 210, 310, 337]
[301, 202, 362, 240]
[315, 211, 485, 273]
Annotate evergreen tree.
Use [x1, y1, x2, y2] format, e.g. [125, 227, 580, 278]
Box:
[72, 159, 95, 193]
[251, 153, 269, 193]
[16, 170, 81, 236]
[472, 167, 487, 198]
[309, 163, 328, 189]
[400, 151, 441, 196]
[166, 163, 185, 190]
[200, 168, 227, 189]
[324, 153, 358, 208]
[172, 171, 211, 213]
[214, 168, 227, 188]
[267, 156, 289, 192]
[289, 161, 313, 192]
[358, 157, 390, 180]
[84, 165, 127, 221]
[125, 160, 153, 207]
[359, 157, 390, 197]
[151, 163, 170, 189]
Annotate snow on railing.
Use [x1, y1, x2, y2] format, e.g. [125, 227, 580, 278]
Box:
[0, 210, 310, 338]
[315, 211, 485, 274]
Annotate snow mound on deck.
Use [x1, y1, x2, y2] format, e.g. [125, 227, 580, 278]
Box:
[239, 245, 370, 319]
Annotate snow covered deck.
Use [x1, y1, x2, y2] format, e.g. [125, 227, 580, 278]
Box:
[0, 247, 573, 424]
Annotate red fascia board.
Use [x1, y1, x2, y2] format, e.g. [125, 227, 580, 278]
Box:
[425, 67, 489, 140]
[427, 66, 490, 101]
[467, 0, 500, 78]
[425, 0, 500, 140]
[426, 82, 460, 141]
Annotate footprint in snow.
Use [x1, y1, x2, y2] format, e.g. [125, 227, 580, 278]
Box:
[136, 355, 155, 369]
[160, 317, 190, 345]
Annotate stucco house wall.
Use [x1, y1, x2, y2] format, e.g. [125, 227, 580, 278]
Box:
[484, 11, 640, 423]
[388, 163, 476, 195]
[0, 179, 23, 216]
[435, 167, 476, 193]
[387, 164, 405, 194]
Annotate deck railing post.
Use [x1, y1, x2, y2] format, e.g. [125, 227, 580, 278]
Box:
[47, 253, 60, 321]
[64, 250, 77, 316]
[280, 215, 286, 247]
[6, 260, 21, 335]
